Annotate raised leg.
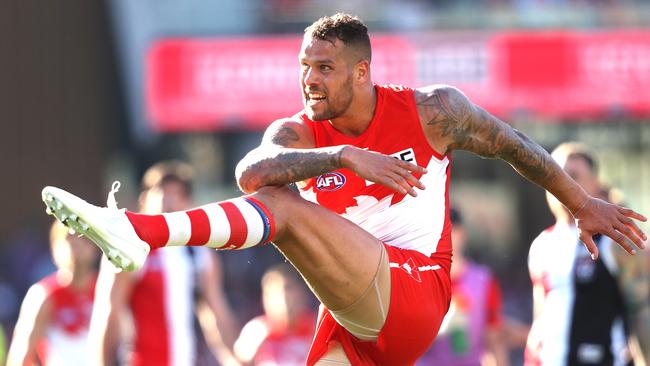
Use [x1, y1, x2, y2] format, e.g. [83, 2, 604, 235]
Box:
[250, 186, 391, 337]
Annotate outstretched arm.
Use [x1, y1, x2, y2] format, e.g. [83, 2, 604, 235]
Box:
[236, 118, 426, 196]
[415, 85, 647, 258]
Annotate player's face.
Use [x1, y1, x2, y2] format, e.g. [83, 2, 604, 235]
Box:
[564, 157, 601, 198]
[299, 36, 355, 121]
[263, 276, 307, 323]
[52, 234, 98, 270]
[68, 235, 98, 268]
[141, 181, 191, 213]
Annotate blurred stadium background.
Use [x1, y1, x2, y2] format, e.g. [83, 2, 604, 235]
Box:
[0, 0, 649, 364]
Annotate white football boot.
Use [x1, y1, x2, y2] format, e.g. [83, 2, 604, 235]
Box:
[42, 182, 150, 272]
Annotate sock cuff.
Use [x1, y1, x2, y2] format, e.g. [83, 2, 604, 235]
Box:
[244, 197, 276, 245]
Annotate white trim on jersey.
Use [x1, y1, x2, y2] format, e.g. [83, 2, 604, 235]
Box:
[342, 155, 449, 257]
[390, 262, 441, 272]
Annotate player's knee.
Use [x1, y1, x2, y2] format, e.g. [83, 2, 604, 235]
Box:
[256, 185, 300, 201]
[253, 185, 306, 213]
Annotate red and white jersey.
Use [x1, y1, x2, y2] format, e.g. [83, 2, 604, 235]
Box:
[129, 247, 205, 366]
[527, 223, 628, 366]
[298, 84, 452, 262]
[36, 274, 96, 366]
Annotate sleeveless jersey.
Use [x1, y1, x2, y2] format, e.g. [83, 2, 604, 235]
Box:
[35, 273, 96, 366]
[129, 248, 201, 366]
[298, 84, 452, 264]
[527, 223, 631, 366]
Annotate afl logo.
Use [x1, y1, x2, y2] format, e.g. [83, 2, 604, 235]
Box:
[315, 172, 346, 191]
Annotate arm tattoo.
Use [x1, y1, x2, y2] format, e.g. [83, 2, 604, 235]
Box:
[417, 86, 558, 186]
[237, 121, 343, 192]
[270, 126, 300, 146]
[253, 149, 342, 186]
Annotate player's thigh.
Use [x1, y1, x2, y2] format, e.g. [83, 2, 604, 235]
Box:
[252, 186, 385, 311]
[329, 245, 391, 340]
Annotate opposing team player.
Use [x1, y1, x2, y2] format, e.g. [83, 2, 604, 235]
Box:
[40, 14, 646, 365]
[526, 142, 650, 365]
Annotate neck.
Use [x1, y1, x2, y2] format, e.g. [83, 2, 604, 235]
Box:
[330, 84, 376, 136]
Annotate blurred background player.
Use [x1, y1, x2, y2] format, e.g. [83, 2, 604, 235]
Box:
[88, 161, 239, 366]
[6, 221, 98, 366]
[417, 207, 509, 366]
[233, 263, 317, 366]
[527, 142, 650, 366]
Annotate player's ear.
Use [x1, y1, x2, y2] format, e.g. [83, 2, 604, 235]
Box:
[355, 60, 370, 83]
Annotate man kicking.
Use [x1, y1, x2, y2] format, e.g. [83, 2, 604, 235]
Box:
[41, 13, 647, 366]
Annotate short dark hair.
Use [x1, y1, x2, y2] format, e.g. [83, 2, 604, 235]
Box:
[304, 13, 371, 62]
[568, 151, 596, 173]
[141, 160, 194, 196]
[551, 142, 598, 174]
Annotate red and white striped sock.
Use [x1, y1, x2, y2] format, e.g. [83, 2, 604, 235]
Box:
[124, 196, 275, 250]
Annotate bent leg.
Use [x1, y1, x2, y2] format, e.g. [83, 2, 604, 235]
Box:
[48, 182, 392, 344]
[251, 186, 390, 334]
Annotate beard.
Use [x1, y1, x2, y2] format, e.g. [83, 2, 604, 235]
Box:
[304, 75, 354, 121]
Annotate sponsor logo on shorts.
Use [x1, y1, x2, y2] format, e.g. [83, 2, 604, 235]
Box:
[315, 172, 346, 191]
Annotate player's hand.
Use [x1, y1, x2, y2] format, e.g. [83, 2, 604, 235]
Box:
[573, 197, 647, 259]
[341, 146, 427, 197]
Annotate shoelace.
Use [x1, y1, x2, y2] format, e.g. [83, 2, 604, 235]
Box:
[106, 181, 121, 210]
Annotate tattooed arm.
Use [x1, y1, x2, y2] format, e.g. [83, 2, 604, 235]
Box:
[236, 118, 426, 195]
[415, 85, 646, 257]
[236, 118, 340, 193]
[416, 85, 587, 210]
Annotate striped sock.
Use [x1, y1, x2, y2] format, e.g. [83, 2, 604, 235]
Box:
[125, 196, 275, 250]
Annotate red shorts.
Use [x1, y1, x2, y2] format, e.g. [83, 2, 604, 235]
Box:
[306, 243, 452, 366]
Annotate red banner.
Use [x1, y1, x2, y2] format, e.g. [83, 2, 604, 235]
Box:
[146, 31, 650, 131]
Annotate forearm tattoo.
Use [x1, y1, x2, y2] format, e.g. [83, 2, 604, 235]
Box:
[416, 87, 558, 186]
[238, 125, 342, 191]
[253, 150, 342, 186]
